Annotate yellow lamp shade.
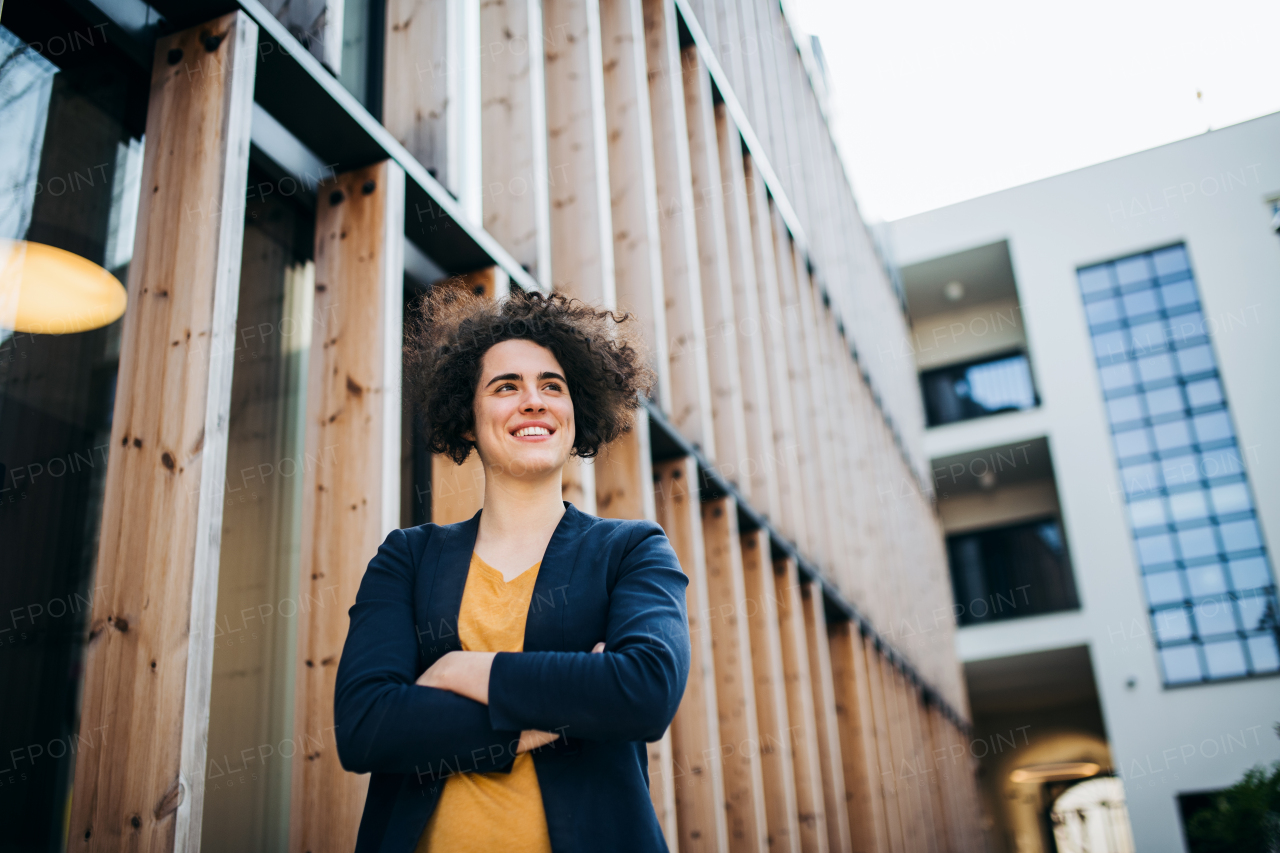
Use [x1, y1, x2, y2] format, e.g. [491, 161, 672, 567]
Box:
[0, 239, 128, 334]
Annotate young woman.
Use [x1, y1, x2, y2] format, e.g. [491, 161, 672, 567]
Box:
[334, 287, 691, 853]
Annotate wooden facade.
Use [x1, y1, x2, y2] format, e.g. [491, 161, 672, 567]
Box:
[64, 0, 985, 850]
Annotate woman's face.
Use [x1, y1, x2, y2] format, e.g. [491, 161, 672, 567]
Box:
[468, 338, 575, 478]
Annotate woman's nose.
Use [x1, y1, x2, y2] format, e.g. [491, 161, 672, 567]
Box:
[521, 389, 546, 411]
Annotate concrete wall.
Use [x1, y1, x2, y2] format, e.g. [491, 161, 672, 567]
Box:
[889, 111, 1280, 852]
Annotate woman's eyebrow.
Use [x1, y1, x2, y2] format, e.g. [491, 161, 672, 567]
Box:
[484, 372, 522, 388]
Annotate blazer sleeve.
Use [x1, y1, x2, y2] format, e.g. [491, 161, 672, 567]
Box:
[486, 520, 691, 743]
[333, 527, 524, 778]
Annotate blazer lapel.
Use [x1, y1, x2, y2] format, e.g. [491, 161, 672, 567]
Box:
[522, 501, 590, 652]
[417, 509, 481, 664]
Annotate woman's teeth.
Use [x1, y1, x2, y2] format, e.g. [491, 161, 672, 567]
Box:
[515, 426, 551, 437]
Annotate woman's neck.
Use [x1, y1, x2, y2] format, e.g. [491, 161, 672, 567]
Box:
[474, 463, 567, 571]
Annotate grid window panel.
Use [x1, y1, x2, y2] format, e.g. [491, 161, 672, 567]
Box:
[1078, 244, 1279, 686]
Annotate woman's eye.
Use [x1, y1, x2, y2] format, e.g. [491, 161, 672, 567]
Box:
[498, 383, 517, 391]
[543, 383, 563, 392]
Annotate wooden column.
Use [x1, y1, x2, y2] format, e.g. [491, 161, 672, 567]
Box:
[426, 268, 504, 525]
[68, 13, 258, 851]
[880, 663, 921, 853]
[480, 0, 552, 283]
[542, 0, 615, 307]
[739, 529, 802, 853]
[292, 160, 406, 853]
[702, 498, 769, 853]
[642, 0, 715, 455]
[863, 641, 905, 853]
[715, 106, 779, 522]
[801, 584, 852, 853]
[654, 458, 729, 853]
[385, 0, 482, 218]
[681, 45, 748, 489]
[773, 558, 828, 853]
[599, 0, 672, 411]
[742, 155, 802, 547]
[828, 621, 889, 853]
[896, 672, 939, 853]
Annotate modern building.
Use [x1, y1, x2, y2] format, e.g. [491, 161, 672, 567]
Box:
[889, 111, 1280, 852]
[1, 1, 986, 852]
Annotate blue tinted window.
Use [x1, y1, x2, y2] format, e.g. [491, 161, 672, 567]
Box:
[1077, 244, 1277, 686]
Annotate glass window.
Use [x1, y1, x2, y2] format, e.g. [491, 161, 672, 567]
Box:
[1185, 563, 1227, 597]
[1185, 378, 1223, 408]
[1145, 571, 1184, 605]
[1175, 345, 1215, 376]
[1210, 483, 1252, 516]
[1169, 490, 1209, 522]
[1144, 386, 1183, 416]
[1202, 640, 1248, 679]
[1228, 557, 1272, 591]
[1192, 597, 1237, 636]
[0, 20, 148, 844]
[1153, 420, 1193, 452]
[1113, 427, 1152, 459]
[1160, 645, 1203, 683]
[1219, 519, 1262, 554]
[1107, 395, 1144, 425]
[1077, 244, 1279, 685]
[1246, 636, 1280, 672]
[1192, 411, 1233, 444]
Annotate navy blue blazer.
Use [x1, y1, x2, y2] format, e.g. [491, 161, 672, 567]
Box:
[333, 501, 691, 852]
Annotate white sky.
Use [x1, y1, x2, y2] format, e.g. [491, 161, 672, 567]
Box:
[788, 0, 1280, 222]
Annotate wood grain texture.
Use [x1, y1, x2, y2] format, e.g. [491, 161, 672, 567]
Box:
[701, 498, 769, 853]
[739, 529, 802, 853]
[291, 161, 405, 853]
[654, 457, 729, 853]
[863, 641, 906, 853]
[715, 105, 779, 521]
[681, 45, 749, 490]
[642, 0, 715, 455]
[542, 0, 616, 307]
[773, 558, 829, 853]
[800, 584, 852, 853]
[67, 13, 258, 851]
[742, 154, 803, 548]
[480, 0, 552, 281]
[599, 0, 672, 412]
[827, 621, 889, 853]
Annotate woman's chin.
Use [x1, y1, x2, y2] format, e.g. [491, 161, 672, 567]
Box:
[491, 447, 569, 478]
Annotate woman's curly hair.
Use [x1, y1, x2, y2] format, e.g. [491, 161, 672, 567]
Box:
[405, 284, 656, 465]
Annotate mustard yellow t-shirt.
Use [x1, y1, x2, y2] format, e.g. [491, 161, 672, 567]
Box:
[416, 552, 553, 853]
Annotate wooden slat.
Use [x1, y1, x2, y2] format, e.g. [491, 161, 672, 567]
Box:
[385, 0, 482, 215]
[767, 211, 820, 562]
[701, 498, 769, 853]
[681, 44, 749, 489]
[480, 0, 552, 282]
[426, 268, 505, 525]
[741, 154, 803, 547]
[739, 529, 802, 853]
[918, 704, 953, 853]
[654, 457, 730, 853]
[882, 665, 923, 853]
[800, 585, 852, 853]
[649, 730, 680, 851]
[642, 0, 715, 455]
[715, 104, 780, 522]
[897, 672, 940, 853]
[292, 160, 406, 853]
[828, 621, 889, 853]
[543, 0, 616, 307]
[599, 0, 672, 412]
[772, 557, 828, 853]
[862, 640, 906, 853]
[68, 13, 258, 851]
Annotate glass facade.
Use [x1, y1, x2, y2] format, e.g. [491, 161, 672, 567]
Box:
[921, 351, 1038, 426]
[0, 18, 148, 848]
[1077, 244, 1279, 685]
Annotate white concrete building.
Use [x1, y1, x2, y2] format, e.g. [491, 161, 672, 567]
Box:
[887, 111, 1280, 852]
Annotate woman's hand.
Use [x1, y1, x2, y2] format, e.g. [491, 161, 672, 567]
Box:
[416, 651, 497, 704]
